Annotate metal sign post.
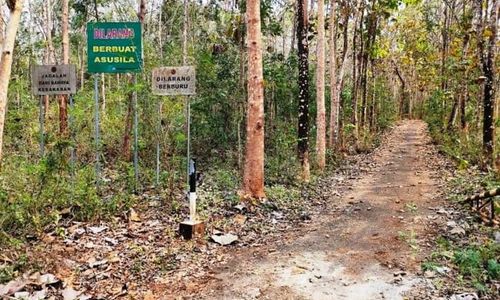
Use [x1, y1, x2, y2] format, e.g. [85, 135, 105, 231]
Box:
[151, 66, 196, 191]
[155, 102, 162, 186]
[152, 66, 201, 238]
[188, 159, 196, 221]
[94, 74, 101, 185]
[69, 94, 76, 173]
[133, 74, 139, 190]
[186, 97, 191, 193]
[38, 96, 45, 157]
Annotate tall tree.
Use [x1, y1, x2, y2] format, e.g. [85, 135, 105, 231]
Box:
[315, 0, 326, 171]
[360, 0, 378, 131]
[59, 0, 69, 135]
[122, 0, 146, 160]
[476, 0, 498, 165]
[328, 0, 338, 149]
[0, 0, 24, 163]
[297, 0, 310, 181]
[351, 1, 363, 136]
[242, 0, 265, 198]
[332, 4, 350, 149]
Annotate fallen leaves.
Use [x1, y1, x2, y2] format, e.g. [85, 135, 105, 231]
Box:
[0, 272, 90, 300]
[128, 208, 141, 222]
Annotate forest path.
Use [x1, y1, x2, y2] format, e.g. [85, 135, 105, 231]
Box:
[190, 120, 442, 300]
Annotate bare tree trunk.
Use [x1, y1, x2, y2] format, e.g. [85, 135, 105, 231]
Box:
[297, 0, 310, 182]
[360, 2, 377, 132]
[159, 2, 163, 60]
[0, 0, 24, 164]
[336, 6, 349, 150]
[78, 44, 84, 88]
[242, 0, 266, 198]
[328, 0, 337, 149]
[441, 3, 449, 92]
[447, 94, 460, 130]
[393, 61, 406, 118]
[315, 0, 326, 171]
[460, 87, 468, 131]
[351, 1, 363, 136]
[478, 0, 498, 165]
[369, 60, 376, 131]
[0, 11, 4, 60]
[291, 2, 297, 55]
[59, 0, 69, 135]
[45, 0, 56, 64]
[43, 0, 57, 120]
[122, 0, 146, 159]
[238, 20, 246, 170]
[122, 77, 133, 161]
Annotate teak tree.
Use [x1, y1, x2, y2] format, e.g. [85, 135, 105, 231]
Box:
[330, 1, 350, 149]
[476, 0, 498, 166]
[59, 0, 70, 135]
[315, 0, 326, 171]
[242, 0, 265, 198]
[297, 0, 310, 182]
[0, 0, 24, 164]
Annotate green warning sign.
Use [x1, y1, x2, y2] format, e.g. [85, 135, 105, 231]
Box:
[87, 22, 142, 73]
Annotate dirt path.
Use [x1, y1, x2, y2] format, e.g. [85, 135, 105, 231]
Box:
[184, 120, 443, 300]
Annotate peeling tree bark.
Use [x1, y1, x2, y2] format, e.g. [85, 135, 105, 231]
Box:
[0, 0, 24, 164]
[328, 0, 337, 149]
[242, 0, 266, 198]
[336, 6, 349, 150]
[59, 0, 69, 136]
[351, 1, 363, 136]
[315, 0, 326, 171]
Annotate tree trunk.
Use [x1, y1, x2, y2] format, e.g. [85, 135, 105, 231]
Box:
[479, 0, 498, 165]
[460, 87, 468, 131]
[351, 1, 363, 134]
[360, 3, 377, 132]
[122, 0, 146, 160]
[43, 0, 55, 120]
[297, 0, 310, 182]
[0, 11, 4, 60]
[122, 76, 134, 161]
[335, 7, 349, 150]
[328, 0, 337, 149]
[291, 2, 297, 55]
[315, 0, 326, 171]
[440, 3, 449, 92]
[0, 0, 24, 164]
[369, 60, 376, 131]
[242, 0, 266, 198]
[447, 94, 459, 130]
[59, 0, 69, 136]
[393, 61, 406, 118]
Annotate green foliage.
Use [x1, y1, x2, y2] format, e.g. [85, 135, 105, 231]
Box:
[453, 243, 500, 284]
[0, 254, 27, 284]
[0, 155, 133, 246]
[424, 232, 499, 294]
[0, 0, 401, 248]
[265, 184, 300, 204]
